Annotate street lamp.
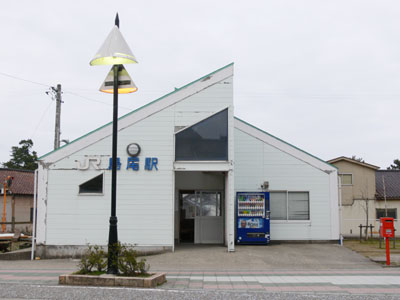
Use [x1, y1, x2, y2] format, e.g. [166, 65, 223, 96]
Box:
[90, 13, 138, 274]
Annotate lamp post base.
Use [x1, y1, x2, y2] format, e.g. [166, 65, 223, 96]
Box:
[107, 216, 118, 274]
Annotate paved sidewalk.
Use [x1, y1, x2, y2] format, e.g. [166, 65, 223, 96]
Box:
[1, 267, 400, 295]
[1, 244, 400, 296]
[160, 270, 400, 294]
[144, 244, 381, 270]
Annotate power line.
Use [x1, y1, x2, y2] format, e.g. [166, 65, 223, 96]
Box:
[0, 71, 50, 88]
[0, 71, 133, 110]
[31, 99, 54, 139]
[63, 91, 132, 110]
[2, 70, 399, 106]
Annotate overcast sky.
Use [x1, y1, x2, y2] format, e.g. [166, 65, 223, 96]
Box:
[1, 1, 399, 169]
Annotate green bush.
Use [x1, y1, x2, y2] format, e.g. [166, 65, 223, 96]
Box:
[117, 243, 149, 276]
[77, 242, 149, 276]
[77, 245, 107, 274]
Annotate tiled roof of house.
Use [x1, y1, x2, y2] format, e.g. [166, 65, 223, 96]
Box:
[376, 170, 400, 200]
[0, 169, 34, 195]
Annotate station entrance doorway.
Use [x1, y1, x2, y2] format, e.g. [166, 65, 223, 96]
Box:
[179, 191, 223, 244]
[175, 171, 225, 245]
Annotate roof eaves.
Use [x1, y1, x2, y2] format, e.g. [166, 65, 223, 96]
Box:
[328, 156, 380, 170]
[0, 168, 34, 173]
[39, 62, 234, 160]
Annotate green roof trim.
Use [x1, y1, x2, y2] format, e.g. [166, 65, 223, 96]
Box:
[39, 63, 234, 160]
[234, 117, 338, 170]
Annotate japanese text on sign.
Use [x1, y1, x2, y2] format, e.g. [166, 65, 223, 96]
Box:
[108, 157, 158, 171]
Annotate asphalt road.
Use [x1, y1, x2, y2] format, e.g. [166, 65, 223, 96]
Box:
[1, 283, 400, 300]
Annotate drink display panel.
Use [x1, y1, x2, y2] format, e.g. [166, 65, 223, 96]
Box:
[237, 194, 265, 217]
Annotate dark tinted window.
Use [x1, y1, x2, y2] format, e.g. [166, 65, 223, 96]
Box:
[175, 109, 228, 161]
[79, 174, 103, 194]
[376, 208, 397, 219]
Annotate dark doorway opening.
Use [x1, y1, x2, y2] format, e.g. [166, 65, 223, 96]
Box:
[179, 191, 195, 243]
[179, 191, 197, 243]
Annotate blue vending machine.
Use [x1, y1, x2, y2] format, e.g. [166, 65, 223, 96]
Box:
[236, 192, 270, 244]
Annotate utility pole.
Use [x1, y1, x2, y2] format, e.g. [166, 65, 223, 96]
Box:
[53, 84, 62, 150]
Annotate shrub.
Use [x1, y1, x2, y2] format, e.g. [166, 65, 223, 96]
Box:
[117, 243, 149, 276]
[77, 245, 107, 274]
[77, 243, 149, 276]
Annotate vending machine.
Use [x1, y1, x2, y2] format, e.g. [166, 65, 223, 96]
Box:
[236, 192, 270, 244]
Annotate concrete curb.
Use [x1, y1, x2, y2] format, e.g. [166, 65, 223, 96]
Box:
[0, 249, 31, 260]
[59, 272, 166, 288]
[36, 245, 171, 259]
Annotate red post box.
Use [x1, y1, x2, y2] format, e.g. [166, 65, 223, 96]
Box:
[380, 217, 394, 238]
[380, 217, 395, 266]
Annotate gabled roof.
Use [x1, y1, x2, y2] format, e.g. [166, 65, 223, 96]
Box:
[0, 168, 34, 196]
[376, 170, 400, 200]
[234, 118, 337, 173]
[39, 63, 234, 163]
[38, 62, 335, 174]
[327, 156, 380, 170]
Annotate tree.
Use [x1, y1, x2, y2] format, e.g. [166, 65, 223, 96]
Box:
[2, 139, 38, 170]
[387, 159, 400, 170]
[351, 155, 365, 163]
[358, 180, 373, 241]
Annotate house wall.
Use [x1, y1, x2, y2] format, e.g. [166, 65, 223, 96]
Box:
[234, 128, 336, 240]
[2, 194, 32, 233]
[331, 160, 382, 238]
[342, 200, 400, 237]
[334, 161, 376, 205]
[14, 195, 33, 232]
[341, 200, 377, 237]
[36, 73, 234, 255]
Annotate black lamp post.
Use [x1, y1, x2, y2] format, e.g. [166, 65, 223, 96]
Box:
[90, 14, 138, 274]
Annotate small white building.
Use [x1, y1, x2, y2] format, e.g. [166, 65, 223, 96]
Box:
[35, 63, 339, 257]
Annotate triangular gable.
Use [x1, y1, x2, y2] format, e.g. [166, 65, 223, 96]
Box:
[234, 117, 337, 173]
[39, 63, 234, 164]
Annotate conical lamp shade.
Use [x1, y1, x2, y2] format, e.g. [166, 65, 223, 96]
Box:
[99, 65, 138, 94]
[90, 26, 138, 66]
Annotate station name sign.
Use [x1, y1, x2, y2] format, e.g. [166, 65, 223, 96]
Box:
[75, 156, 159, 171]
[109, 157, 158, 171]
[75, 143, 158, 171]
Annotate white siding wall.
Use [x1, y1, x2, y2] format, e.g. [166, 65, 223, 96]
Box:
[234, 128, 333, 240]
[40, 75, 233, 247]
[46, 107, 175, 246]
[174, 77, 233, 126]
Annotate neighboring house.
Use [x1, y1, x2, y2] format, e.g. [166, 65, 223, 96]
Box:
[376, 170, 400, 231]
[327, 157, 380, 238]
[0, 168, 34, 233]
[36, 63, 339, 258]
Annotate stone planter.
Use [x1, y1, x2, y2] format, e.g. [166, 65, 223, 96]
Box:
[59, 272, 166, 288]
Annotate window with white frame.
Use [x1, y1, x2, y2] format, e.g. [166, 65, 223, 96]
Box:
[339, 174, 353, 185]
[270, 191, 310, 221]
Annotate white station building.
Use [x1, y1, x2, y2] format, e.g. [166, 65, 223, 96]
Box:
[35, 63, 340, 257]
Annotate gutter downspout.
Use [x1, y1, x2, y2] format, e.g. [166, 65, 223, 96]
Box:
[31, 169, 38, 260]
